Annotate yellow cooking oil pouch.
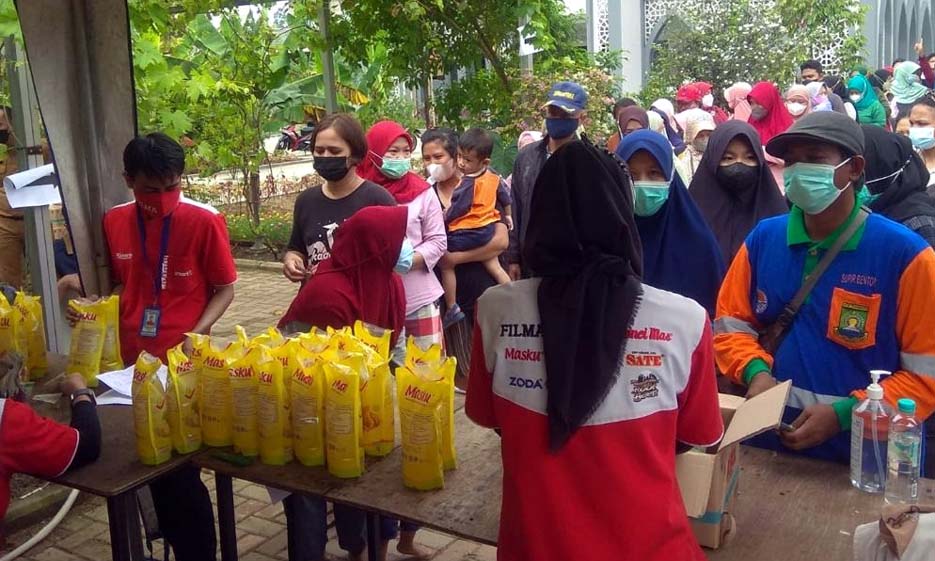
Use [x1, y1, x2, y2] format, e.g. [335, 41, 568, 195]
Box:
[132, 351, 172, 466]
[396, 366, 445, 490]
[67, 299, 107, 387]
[229, 347, 260, 457]
[9, 294, 29, 374]
[15, 293, 47, 379]
[98, 295, 123, 372]
[257, 345, 293, 465]
[412, 355, 458, 470]
[251, 327, 284, 349]
[199, 338, 237, 447]
[361, 359, 394, 457]
[0, 294, 16, 357]
[324, 355, 366, 478]
[166, 344, 202, 454]
[297, 328, 330, 355]
[353, 321, 392, 360]
[291, 350, 326, 466]
[405, 337, 443, 370]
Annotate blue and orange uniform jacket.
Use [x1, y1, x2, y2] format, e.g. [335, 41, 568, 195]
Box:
[714, 204, 935, 463]
[447, 169, 511, 232]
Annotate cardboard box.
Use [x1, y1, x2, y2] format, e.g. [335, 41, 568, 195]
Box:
[676, 381, 791, 549]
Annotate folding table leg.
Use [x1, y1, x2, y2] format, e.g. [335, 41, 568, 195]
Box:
[216, 473, 239, 561]
[366, 511, 379, 561]
[107, 492, 144, 561]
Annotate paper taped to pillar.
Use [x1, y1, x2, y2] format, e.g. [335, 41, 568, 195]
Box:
[3, 164, 60, 208]
[16, 0, 136, 296]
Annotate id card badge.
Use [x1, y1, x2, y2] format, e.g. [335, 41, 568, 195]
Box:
[140, 307, 162, 338]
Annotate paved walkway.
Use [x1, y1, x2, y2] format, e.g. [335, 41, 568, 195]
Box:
[2, 268, 495, 561]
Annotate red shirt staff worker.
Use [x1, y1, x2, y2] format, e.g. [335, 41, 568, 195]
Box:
[467, 139, 723, 561]
[1, 373, 101, 524]
[73, 132, 238, 561]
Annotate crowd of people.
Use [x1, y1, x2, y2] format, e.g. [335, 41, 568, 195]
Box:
[5, 50, 935, 561]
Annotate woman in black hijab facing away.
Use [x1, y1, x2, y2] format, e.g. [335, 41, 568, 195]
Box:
[689, 120, 788, 263]
[465, 139, 723, 561]
[861, 125, 935, 247]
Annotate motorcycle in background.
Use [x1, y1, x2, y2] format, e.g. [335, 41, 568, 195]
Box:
[276, 121, 316, 152]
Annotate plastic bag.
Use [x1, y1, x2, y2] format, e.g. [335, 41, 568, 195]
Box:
[361, 360, 394, 457]
[132, 351, 172, 465]
[0, 294, 16, 357]
[67, 299, 107, 388]
[353, 320, 392, 360]
[197, 336, 236, 447]
[14, 293, 47, 379]
[229, 347, 260, 457]
[98, 295, 123, 372]
[291, 349, 326, 466]
[257, 345, 293, 465]
[166, 344, 202, 454]
[410, 352, 458, 470]
[324, 354, 365, 478]
[396, 365, 446, 490]
[405, 337, 443, 370]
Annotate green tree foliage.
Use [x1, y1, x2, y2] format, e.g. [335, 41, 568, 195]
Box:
[640, 0, 867, 103]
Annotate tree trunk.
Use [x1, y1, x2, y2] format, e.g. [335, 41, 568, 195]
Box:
[423, 75, 436, 129]
[248, 171, 261, 227]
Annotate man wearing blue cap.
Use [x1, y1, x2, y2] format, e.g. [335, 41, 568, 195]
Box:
[508, 81, 588, 280]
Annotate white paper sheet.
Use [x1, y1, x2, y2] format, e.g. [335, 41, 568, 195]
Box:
[97, 364, 167, 396]
[3, 164, 61, 208]
[96, 389, 133, 406]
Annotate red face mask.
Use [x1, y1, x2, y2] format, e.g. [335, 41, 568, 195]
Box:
[135, 189, 180, 219]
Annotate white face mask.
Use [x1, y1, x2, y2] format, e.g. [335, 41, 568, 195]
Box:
[426, 160, 456, 182]
[786, 102, 807, 116]
[702, 94, 714, 107]
[849, 94, 862, 103]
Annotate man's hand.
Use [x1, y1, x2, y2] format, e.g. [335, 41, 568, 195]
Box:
[508, 264, 522, 282]
[60, 373, 88, 398]
[780, 404, 841, 450]
[504, 215, 514, 231]
[916, 38, 925, 57]
[745, 372, 777, 398]
[282, 252, 309, 282]
[65, 296, 99, 327]
[182, 336, 194, 358]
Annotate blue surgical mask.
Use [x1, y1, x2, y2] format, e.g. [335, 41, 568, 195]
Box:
[783, 159, 851, 215]
[545, 117, 579, 140]
[632, 181, 670, 216]
[394, 238, 414, 274]
[909, 127, 935, 151]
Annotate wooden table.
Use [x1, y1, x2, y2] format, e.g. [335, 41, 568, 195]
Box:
[708, 446, 935, 560]
[198, 402, 935, 561]
[28, 357, 199, 561]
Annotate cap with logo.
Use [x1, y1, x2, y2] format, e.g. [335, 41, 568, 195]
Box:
[543, 81, 588, 115]
[765, 111, 865, 160]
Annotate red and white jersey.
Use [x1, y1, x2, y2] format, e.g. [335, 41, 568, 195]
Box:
[0, 399, 78, 520]
[466, 279, 723, 561]
[104, 196, 238, 364]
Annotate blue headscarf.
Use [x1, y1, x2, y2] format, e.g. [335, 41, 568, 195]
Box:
[615, 130, 726, 317]
[649, 107, 687, 156]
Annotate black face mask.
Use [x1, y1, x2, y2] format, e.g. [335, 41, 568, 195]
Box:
[716, 162, 759, 192]
[0, 130, 10, 144]
[313, 156, 350, 181]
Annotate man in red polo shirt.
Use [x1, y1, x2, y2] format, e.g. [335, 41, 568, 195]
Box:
[102, 132, 236, 561]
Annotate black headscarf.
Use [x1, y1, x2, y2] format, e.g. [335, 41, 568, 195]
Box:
[862, 125, 935, 224]
[524, 140, 644, 451]
[689, 120, 788, 262]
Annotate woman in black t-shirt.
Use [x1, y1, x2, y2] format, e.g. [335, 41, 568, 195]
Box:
[282, 113, 395, 282]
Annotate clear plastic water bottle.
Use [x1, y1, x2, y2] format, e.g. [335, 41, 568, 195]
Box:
[850, 370, 892, 493]
[885, 398, 921, 505]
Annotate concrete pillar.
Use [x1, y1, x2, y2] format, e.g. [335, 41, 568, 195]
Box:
[608, 0, 644, 92]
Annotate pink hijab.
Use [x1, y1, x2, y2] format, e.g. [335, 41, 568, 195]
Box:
[725, 82, 753, 122]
